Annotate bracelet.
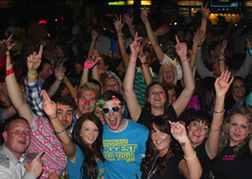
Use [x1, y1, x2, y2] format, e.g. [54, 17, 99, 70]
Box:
[181, 58, 188, 62]
[184, 151, 196, 161]
[27, 73, 38, 78]
[50, 116, 57, 120]
[69, 88, 76, 93]
[129, 61, 137, 65]
[213, 109, 225, 114]
[190, 51, 198, 56]
[219, 52, 225, 56]
[130, 55, 137, 58]
[198, 44, 203, 47]
[6, 64, 13, 71]
[6, 69, 14, 76]
[153, 31, 157, 37]
[200, 27, 206, 30]
[55, 128, 66, 134]
[218, 58, 225, 61]
[117, 33, 123, 36]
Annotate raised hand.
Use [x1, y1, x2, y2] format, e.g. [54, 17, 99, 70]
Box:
[169, 121, 188, 142]
[140, 6, 148, 24]
[155, 25, 169, 36]
[219, 39, 228, 54]
[193, 29, 201, 45]
[113, 14, 124, 32]
[55, 67, 65, 81]
[91, 30, 98, 40]
[123, 13, 133, 26]
[27, 45, 43, 73]
[129, 32, 142, 56]
[175, 35, 187, 59]
[24, 150, 44, 178]
[0, 35, 16, 53]
[202, 2, 211, 19]
[138, 47, 148, 63]
[41, 90, 57, 118]
[214, 70, 233, 97]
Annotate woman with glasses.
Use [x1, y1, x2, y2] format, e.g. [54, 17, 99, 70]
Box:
[41, 90, 105, 179]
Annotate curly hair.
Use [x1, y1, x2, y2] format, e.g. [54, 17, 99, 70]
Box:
[72, 113, 105, 179]
[219, 107, 252, 155]
[157, 62, 177, 85]
[141, 115, 180, 176]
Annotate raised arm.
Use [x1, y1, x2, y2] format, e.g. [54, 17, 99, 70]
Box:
[5, 50, 33, 124]
[140, 6, 165, 63]
[138, 47, 152, 86]
[172, 35, 195, 117]
[47, 68, 65, 97]
[206, 70, 233, 159]
[123, 13, 136, 39]
[62, 76, 77, 99]
[170, 121, 202, 179]
[218, 39, 228, 74]
[114, 14, 130, 69]
[123, 32, 143, 122]
[87, 30, 98, 60]
[200, 2, 211, 36]
[41, 90, 76, 162]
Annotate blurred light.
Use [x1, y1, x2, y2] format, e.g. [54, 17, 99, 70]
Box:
[55, 19, 58, 22]
[141, 1, 151, 5]
[235, 24, 237, 26]
[174, 22, 177, 25]
[39, 20, 47, 24]
[61, 17, 64, 20]
[108, 1, 125, 5]
[47, 33, 50, 37]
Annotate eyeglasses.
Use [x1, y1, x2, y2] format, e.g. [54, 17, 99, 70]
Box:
[101, 105, 122, 115]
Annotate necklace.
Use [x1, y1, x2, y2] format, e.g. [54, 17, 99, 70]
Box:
[147, 153, 159, 179]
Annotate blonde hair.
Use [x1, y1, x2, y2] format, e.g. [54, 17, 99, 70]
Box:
[157, 62, 177, 85]
[78, 82, 99, 98]
[219, 107, 252, 155]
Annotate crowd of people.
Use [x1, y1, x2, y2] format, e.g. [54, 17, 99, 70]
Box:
[0, 2, 252, 179]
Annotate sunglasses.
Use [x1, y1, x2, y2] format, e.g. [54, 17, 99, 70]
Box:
[101, 105, 122, 115]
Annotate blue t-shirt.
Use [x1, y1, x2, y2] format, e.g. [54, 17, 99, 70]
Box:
[102, 120, 149, 179]
[67, 144, 105, 179]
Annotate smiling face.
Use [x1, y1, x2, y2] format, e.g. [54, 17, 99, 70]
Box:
[80, 120, 99, 148]
[162, 65, 175, 83]
[148, 84, 167, 109]
[77, 90, 96, 116]
[56, 103, 74, 129]
[231, 79, 245, 101]
[3, 119, 31, 159]
[102, 99, 125, 131]
[187, 120, 209, 147]
[151, 124, 171, 157]
[105, 78, 120, 92]
[228, 113, 250, 146]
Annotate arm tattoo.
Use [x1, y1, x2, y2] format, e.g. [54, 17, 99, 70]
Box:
[181, 142, 186, 147]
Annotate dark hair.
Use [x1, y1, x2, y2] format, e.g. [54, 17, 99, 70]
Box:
[99, 54, 112, 71]
[37, 58, 51, 74]
[72, 113, 105, 179]
[56, 96, 76, 110]
[162, 81, 178, 98]
[4, 117, 29, 131]
[196, 77, 216, 111]
[55, 42, 69, 57]
[185, 110, 212, 129]
[143, 82, 169, 112]
[208, 41, 220, 56]
[98, 90, 123, 108]
[141, 115, 180, 175]
[230, 76, 248, 97]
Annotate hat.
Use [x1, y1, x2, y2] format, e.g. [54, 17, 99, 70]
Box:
[246, 92, 252, 106]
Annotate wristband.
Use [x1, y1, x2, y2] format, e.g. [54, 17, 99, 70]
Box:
[117, 33, 123, 36]
[6, 64, 13, 71]
[130, 55, 137, 58]
[129, 61, 137, 65]
[6, 69, 14, 76]
[218, 58, 225, 61]
[153, 31, 157, 37]
[200, 27, 206, 30]
[213, 109, 225, 114]
[190, 51, 198, 56]
[50, 116, 57, 120]
[69, 88, 76, 93]
[181, 58, 188, 62]
[55, 128, 66, 134]
[27, 72, 38, 78]
[198, 44, 203, 47]
[184, 151, 196, 161]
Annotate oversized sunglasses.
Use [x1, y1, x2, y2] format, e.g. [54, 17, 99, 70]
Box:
[101, 105, 122, 115]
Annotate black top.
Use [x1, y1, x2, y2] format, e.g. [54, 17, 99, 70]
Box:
[141, 154, 182, 179]
[137, 105, 177, 129]
[212, 141, 252, 179]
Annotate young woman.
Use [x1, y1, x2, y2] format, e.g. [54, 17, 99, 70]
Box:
[185, 70, 233, 179]
[124, 32, 194, 128]
[141, 115, 202, 179]
[211, 107, 252, 178]
[41, 90, 105, 179]
[157, 62, 178, 86]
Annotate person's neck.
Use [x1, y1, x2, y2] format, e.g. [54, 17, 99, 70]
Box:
[233, 95, 242, 102]
[115, 118, 127, 132]
[151, 107, 164, 116]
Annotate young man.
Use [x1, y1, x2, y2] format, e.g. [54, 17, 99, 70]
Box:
[98, 90, 149, 179]
[0, 117, 43, 179]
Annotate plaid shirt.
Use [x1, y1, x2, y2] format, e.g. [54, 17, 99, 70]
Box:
[25, 78, 46, 117]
